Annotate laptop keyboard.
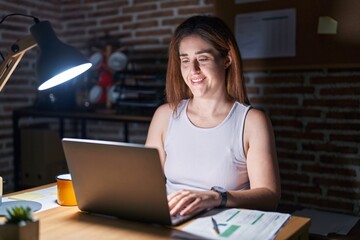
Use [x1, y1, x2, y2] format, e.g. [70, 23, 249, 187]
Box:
[171, 213, 192, 225]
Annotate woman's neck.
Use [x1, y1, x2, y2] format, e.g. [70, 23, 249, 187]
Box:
[186, 97, 234, 128]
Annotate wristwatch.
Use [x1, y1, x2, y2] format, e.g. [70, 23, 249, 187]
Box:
[211, 186, 227, 208]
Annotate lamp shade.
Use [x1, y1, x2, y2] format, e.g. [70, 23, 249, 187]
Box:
[30, 21, 92, 90]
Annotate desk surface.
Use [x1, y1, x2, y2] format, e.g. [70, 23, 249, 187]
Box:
[4, 185, 311, 240]
[34, 206, 310, 240]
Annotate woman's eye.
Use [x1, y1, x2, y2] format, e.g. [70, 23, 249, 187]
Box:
[198, 58, 208, 62]
[181, 59, 189, 63]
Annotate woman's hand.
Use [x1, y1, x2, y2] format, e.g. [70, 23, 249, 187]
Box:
[167, 189, 220, 216]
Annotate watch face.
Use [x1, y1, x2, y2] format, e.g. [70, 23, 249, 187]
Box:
[212, 186, 226, 193]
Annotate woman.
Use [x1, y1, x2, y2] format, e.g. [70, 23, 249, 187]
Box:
[145, 15, 280, 217]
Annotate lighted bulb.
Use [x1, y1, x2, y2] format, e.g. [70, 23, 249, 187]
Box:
[38, 63, 92, 91]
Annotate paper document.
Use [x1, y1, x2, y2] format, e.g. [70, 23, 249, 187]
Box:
[181, 208, 291, 240]
[235, 8, 296, 59]
[3, 186, 58, 212]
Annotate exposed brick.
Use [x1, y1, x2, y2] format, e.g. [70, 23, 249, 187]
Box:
[303, 99, 359, 108]
[61, 5, 93, 13]
[62, 29, 86, 37]
[319, 155, 360, 166]
[281, 172, 310, 183]
[88, 9, 119, 19]
[135, 28, 172, 37]
[96, 0, 129, 10]
[205, 0, 216, 4]
[278, 151, 315, 162]
[281, 183, 322, 195]
[330, 133, 360, 143]
[161, 0, 199, 9]
[250, 96, 299, 106]
[280, 192, 296, 202]
[269, 108, 322, 118]
[320, 87, 360, 95]
[60, 13, 87, 21]
[254, 76, 304, 84]
[122, 38, 160, 46]
[100, 16, 135, 25]
[310, 76, 360, 84]
[306, 122, 360, 132]
[276, 130, 324, 141]
[275, 140, 298, 151]
[301, 163, 357, 177]
[123, 4, 158, 14]
[313, 177, 360, 188]
[298, 196, 354, 213]
[88, 26, 122, 36]
[0, 3, 25, 13]
[123, 20, 159, 30]
[326, 111, 360, 120]
[162, 17, 188, 26]
[263, 86, 314, 95]
[246, 86, 259, 94]
[278, 161, 298, 171]
[1, 25, 28, 34]
[137, 10, 173, 20]
[302, 143, 358, 154]
[272, 119, 303, 129]
[327, 189, 360, 200]
[178, 6, 214, 15]
[134, 0, 159, 4]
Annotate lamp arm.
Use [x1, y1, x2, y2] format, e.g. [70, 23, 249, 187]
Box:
[0, 35, 37, 92]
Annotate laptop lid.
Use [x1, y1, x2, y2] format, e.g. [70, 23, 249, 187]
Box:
[62, 138, 175, 225]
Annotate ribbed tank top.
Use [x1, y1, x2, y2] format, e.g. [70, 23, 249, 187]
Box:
[164, 99, 251, 194]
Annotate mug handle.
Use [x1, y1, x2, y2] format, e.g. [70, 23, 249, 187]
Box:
[0, 176, 2, 205]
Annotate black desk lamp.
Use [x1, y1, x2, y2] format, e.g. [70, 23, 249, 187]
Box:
[0, 13, 92, 92]
[0, 13, 92, 215]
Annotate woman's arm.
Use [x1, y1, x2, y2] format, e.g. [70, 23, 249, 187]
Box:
[227, 108, 281, 210]
[145, 103, 173, 169]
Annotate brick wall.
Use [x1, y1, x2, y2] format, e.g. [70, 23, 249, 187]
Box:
[0, 0, 359, 215]
[246, 71, 360, 214]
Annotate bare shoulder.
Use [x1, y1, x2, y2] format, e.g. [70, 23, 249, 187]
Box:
[152, 103, 173, 122]
[147, 103, 173, 138]
[245, 108, 272, 129]
[243, 108, 277, 164]
[244, 108, 274, 144]
[146, 103, 173, 164]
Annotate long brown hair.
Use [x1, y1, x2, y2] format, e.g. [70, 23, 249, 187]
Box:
[166, 15, 250, 110]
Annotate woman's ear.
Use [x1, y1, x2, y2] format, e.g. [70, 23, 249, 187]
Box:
[225, 55, 232, 69]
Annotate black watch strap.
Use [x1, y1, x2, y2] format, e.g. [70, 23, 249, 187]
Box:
[211, 186, 227, 208]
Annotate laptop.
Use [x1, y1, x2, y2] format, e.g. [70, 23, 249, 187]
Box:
[61, 138, 197, 226]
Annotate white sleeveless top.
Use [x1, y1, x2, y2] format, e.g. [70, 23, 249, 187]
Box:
[164, 99, 251, 194]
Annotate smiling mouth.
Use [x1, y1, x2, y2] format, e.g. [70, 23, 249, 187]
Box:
[191, 77, 205, 83]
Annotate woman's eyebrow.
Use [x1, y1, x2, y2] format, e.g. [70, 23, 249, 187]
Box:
[195, 49, 215, 55]
[179, 48, 215, 57]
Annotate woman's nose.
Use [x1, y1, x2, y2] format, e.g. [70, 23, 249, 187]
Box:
[190, 60, 200, 73]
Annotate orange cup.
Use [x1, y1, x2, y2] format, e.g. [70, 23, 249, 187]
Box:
[56, 174, 77, 206]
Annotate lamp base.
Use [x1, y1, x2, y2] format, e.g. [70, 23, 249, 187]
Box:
[0, 201, 42, 217]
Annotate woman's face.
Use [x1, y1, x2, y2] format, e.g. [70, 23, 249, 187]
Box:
[178, 34, 231, 99]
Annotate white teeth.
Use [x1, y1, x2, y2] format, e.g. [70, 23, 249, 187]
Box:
[191, 78, 204, 83]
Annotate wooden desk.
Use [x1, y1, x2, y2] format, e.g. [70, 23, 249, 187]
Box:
[34, 206, 310, 240]
[4, 185, 311, 240]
